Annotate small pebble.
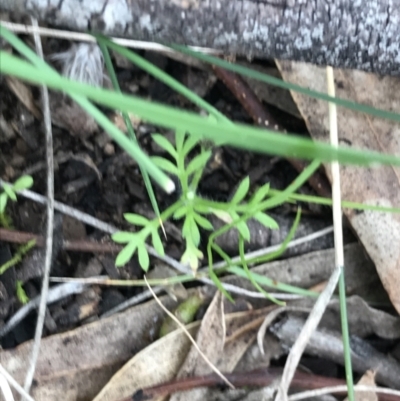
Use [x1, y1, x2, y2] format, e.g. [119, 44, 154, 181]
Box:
[103, 143, 115, 155]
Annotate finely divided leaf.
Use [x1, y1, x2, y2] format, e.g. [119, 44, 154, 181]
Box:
[251, 182, 270, 204]
[0, 193, 7, 213]
[231, 177, 250, 204]
[193, 213, 214, 230]
[138, 246, 150, 271]
[181, 240, 203, 271]
[193, 204, 212, 214]
[190, 220, 201, 246]
[124, 213, 150, 226]
[230, 210, 251, 241]
[173, 206, 187, 220]
[151, 156, 179, 175]
[151, 230, 165, 256]
[175, 129, 186, 152]
[254, 211, 279, 229]
[2, 184, 16, 201]
[186, 151, 212, 176]
[182, 134, 201, 155]
[236, 221, 251, 241]
[12, 175, 33, 191]
[152, 134, 178, 158]
[211, 209, 232, 224]
[115, 241, 138, 266]
[182, 214, 200, 246]
[112, 231, 137, 243]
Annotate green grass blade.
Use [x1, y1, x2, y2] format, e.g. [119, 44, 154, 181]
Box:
[227, 266, 318, 298]
[98, 41, 162, 217]
[239, 237, 285, 305]
[3, 51, 400, 169]
[268, 189, 400, 214]
[95, 35, 230, 124]
[338, 268, 355, 400]
[170, 45, 400, 123]
[256, 160, 321, 210]
[247, 207, 302, 266]
[0, 25, 174, 194]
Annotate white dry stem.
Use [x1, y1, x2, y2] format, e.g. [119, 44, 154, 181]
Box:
[257, 306, 312, 355]
[273, 67, 343, 401]
[288, 385, 400, 401]
[22, 17, 55, 400]
[0, 365, 35, 401]
[0, 371, 14, 401]
[1, 21, 220, 55]
[51, 42, 105, 86]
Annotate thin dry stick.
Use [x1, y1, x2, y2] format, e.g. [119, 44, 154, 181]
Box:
[274, 67, 343, 401]
[0, 282, 87, 339]
[48, 276, 304, 301]
[0, 372, 14, 401]
[288, 385, 400, 401]
[144, 276, 235, 389]
[0, 21, 220, 55]
[274, 263, 342, 401]
[0, 365, 35, 401]
[22, 17, 55, 399]
[257, 307, 312, 356]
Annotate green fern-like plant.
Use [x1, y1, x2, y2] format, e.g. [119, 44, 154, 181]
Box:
[112, 129, 283, 275]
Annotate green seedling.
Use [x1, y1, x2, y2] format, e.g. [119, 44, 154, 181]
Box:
[112, 130, 304, 301]
[16, 280, 29, 304]
[0, 175, 33, 227]
[0, 239, 36, 275]
[159, 292, 205, 337]
[0, 176, 35, 305]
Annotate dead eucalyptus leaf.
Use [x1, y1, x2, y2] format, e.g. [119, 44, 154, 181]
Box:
[175, 291, 225, 378]
[95, 307, 270, 401]
[276, 61, 400, 313]
[170, 304, 272, 401]
[169, 291, 227, 401]
[5, 76, 41, 119]
[0, 295, 180, 401]
[93, 322, 200, 401]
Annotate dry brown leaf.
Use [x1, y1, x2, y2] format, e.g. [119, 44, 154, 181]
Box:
[170, 303, 273, 401]
[276, 61, 400, 313]
[5, 76, 42, 119]
[344, 370, 377, 401]
[175, 291, 225, 378]
[94, 307, 270, 401]
[169, 291, 227, 401]
[0, 295, 181, 401]
[93, 322, 200, 401]
[239, 63, 302, 119]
